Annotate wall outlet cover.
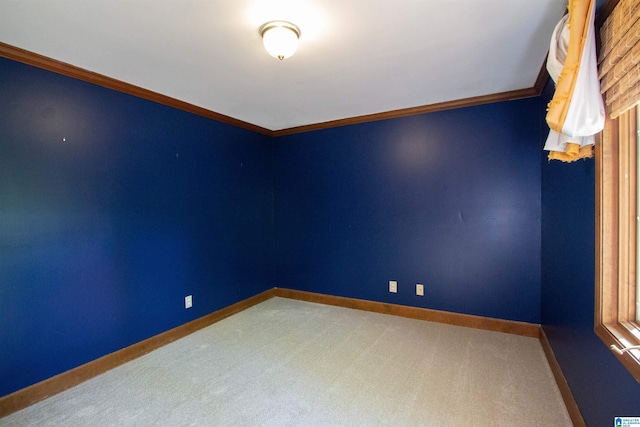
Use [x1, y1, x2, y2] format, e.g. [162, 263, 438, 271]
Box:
[185, 295, 193, 309]
[416, 284, 424, 296]
[389, 280, 398, 293]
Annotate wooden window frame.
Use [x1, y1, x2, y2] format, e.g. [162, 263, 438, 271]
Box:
[596, 105, 640, 382]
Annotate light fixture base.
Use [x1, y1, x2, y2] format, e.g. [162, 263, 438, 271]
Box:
[260, 21, 301, 39]
[260, 21, 301, 60]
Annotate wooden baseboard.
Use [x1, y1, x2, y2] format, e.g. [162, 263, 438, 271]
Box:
[273, 288, 540, 337]
[0, 288, 276, 418]
[539, 328, 586, 427]
[1, 287, 583, 425]
[276, 289, 586, 425]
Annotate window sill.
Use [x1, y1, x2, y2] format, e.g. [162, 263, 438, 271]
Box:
[596, 323, 640, 382]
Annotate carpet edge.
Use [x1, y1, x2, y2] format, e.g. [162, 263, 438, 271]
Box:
[539, 328, 586, 427]
[273, 288, 540, 337]
[0, 288, 277, 418]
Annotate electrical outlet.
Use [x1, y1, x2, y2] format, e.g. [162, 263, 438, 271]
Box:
[185, 295, 193, 309]
[389, 280, 398, 293]
[416, 284, 424, 296]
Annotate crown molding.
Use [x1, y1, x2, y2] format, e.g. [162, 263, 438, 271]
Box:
[0, 42, 273, 136]
[596, 0, 620, 29]
[273, 85, 543, 137]
[1, 42, 547, 138]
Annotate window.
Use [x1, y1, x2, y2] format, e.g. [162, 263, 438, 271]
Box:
[595, 0, 640, 381]
[637, 107, 640, 325]
[596, 104, 640, 381]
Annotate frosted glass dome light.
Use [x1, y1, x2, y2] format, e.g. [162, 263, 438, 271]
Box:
[260, 21, 300, 60]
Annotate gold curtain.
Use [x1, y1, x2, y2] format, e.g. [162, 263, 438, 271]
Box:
[547, 0, 592, 132]
[599, 0, 640, 118]
[544, 0, 604, 162]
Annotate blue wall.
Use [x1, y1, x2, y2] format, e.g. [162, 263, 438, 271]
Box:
[273, 100, 542, 323]
[3, 50, 639, 424]
[540, 88, 640, 424]
[0, 58, 274, 397]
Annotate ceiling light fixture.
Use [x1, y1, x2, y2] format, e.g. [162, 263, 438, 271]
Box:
[260, 21, 300, 60]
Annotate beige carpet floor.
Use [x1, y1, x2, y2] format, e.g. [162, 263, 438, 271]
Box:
[1, 297, 572, 426]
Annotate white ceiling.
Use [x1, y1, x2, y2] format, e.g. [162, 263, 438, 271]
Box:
[0, 0, 569, 132]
